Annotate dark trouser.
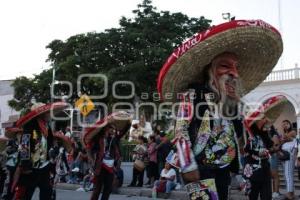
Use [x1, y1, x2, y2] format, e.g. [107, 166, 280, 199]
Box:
[148, 161, 159, 181]
[130, 167, 144, 186]
[15, 166, 52, 200]
[1, 166, 16, 200]
[157, 160, 165, 175]
[249, 167, 272, 200]
[0, 168, 7, 195]
[90, 168, 114, 200]
[199, 167, 231, 200]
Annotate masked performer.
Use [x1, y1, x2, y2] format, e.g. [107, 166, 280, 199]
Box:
[1, 127, 22, 200]
[157, 19, 283, 200]
[13, 102, 68, 200]
[243, 95, 288, 200]
[0, 136, 9, 196]
[82, 111, 132, 200]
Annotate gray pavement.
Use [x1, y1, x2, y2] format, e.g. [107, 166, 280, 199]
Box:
[31, 184, 300, 200]
[32, 189, 170, 200]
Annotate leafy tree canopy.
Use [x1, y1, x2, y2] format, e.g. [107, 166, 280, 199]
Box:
[9, 0, 211, 112]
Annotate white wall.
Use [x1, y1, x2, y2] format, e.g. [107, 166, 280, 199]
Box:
[0, 80, 20, 135]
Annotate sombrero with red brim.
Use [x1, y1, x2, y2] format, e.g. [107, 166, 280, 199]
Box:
[5, 127, 23, 139]
[0, 136, 9, 152]
[16, 102, 69, 128]
[83, 111, 132, 146]
[53, 131, 74, 153]
[244, 95, 288, 137]
[157, 19, 283, 102]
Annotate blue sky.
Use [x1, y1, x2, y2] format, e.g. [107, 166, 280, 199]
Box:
[0, 0, 298, 80]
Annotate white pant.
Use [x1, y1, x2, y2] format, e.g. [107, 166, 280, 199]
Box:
[282, 140, 296, 193]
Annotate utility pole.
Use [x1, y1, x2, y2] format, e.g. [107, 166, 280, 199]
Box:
[278, 0, 284, 69]
[51, 65, 56, 103]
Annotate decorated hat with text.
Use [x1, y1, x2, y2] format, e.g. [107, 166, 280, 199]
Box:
[16, 102, 68, 128]
[245, 95, 288, 127]
[157, 19, 283, 102]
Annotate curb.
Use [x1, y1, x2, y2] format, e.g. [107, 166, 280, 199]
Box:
[56, 183, 188, 199]
[117, 187, 188, 200]
[56, 184, 249, 200]
[56, 183, 81, 191]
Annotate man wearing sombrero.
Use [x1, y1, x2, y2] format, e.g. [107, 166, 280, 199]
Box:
[157, 19, 283, 200]
[243, 95, 287, 200]
[0, 136, 9, 198]
[82, 111, 132, 200]
[13, 102, 68, 200]
[1, 127, 22, 200]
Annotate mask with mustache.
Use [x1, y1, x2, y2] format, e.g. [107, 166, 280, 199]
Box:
[208, 69, 242, 118]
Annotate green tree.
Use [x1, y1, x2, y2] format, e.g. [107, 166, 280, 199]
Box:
[9, 0, 211, 112]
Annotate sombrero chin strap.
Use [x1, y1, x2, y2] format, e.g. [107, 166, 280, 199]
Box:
[37, 118, 48, 137]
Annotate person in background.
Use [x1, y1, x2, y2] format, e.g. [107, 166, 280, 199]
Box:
[296, 128, 300, 181]
[281, 120, 297, 200]
[268, 126, 281, 199]
[76, 169, 93, 192]
[138, 115, 153, 139]
[156, 131, 171, 174]
[128, 136, 147, 187]
[55, 147, 70, 183]
[129, 121, 143, 142]
[147, 135, 159, 187]
[153, 125, 162, 138]
[129, 115, 153, 141]
[153, 125, 162, 146]
[152, 162, 177, 199]
[64, 127, 71, 138]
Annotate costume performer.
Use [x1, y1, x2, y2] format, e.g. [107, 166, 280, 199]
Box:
[83, 111, 132, 200]
[157, 19, 283, 200]
[13, 102, 68, 200]
[0, 136, 9, 197]
[243, 95, 288, 200]
[1, 127, 22, 200]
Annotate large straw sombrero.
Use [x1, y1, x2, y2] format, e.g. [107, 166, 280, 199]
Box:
[83, 111, 132, 146]
[0, 136, 9, 152]
[244, 95, 288, 128]
[53, 131, 73, 153]
[157, 19, 283, 102]
[5, 127, 23, 139]
[16, 102, 69, 128]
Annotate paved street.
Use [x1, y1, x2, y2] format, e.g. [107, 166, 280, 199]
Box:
[32, 189, 169, 200]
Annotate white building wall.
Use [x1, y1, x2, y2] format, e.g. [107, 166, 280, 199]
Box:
[0, 80, 20, 135]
